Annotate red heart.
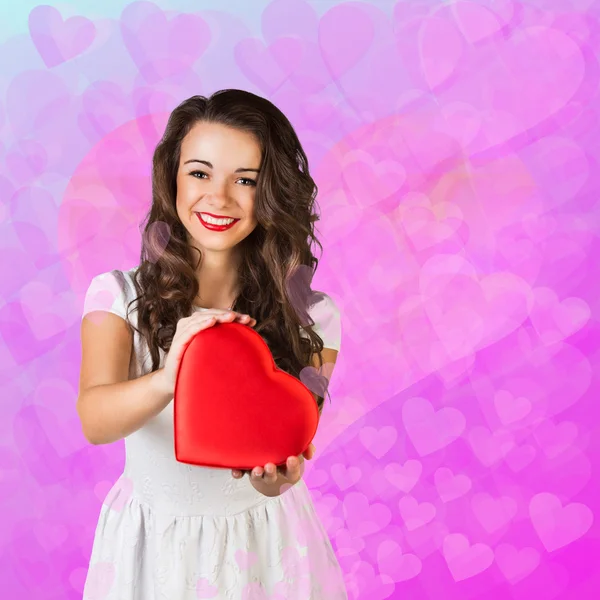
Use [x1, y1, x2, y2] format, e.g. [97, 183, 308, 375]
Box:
[174, 321, 319, 470]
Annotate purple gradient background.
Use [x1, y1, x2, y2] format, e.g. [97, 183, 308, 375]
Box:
[1, 0, 599, 598]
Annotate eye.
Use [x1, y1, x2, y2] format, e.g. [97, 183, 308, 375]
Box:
[189, 171, 256, 186]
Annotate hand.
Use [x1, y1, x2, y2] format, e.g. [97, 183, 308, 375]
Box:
[154, 310, 257, 396]
[231, 443, 316, 497]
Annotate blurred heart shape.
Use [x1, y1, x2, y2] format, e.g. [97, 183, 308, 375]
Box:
[29, 6, 96, 68]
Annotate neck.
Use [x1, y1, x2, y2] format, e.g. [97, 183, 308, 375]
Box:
[193, 247, 241, 310]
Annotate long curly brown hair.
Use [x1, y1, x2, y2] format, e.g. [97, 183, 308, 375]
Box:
[125, 90, 332, 413]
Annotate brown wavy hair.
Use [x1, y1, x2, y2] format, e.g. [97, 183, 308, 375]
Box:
[125, 90, 333, 414]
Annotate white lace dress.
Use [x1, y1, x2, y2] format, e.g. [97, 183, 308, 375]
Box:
[80, 267, 348, 600]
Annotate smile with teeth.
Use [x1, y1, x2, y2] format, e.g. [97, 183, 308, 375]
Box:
[202, 214, 235, 225]
[196, 212, 240, 230]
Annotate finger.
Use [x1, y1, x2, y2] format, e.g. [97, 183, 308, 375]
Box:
[236, 314, 257, 327]
[185, 314, 217, 329]
[302, 443, 315, 460]
[278, 457, 299, 480]
[215, 312, 237, 322]
[182, 313, 217, 333]
[285, 456, 301, 482]
[232, 469, 243, 478]
[236, 315, 255, 326]
[263, 463, 278, 484]
[191, 316, 216, 331]
[214, 312, 256, 327]
[251, 467, 264, 480]
[215, 313, 250, 327]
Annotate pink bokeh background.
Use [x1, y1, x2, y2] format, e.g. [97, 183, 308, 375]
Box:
[1, 0, 600, 598]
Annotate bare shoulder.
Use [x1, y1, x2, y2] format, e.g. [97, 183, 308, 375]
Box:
[305, 291, 342, 352]
[78, 269, 135, 401]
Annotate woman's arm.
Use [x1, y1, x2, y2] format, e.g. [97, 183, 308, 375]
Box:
[78, 311, 173, 445]
[78, 369, 172, 445]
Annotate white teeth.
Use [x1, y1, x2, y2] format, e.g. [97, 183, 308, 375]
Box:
[201, 214, 236, 225]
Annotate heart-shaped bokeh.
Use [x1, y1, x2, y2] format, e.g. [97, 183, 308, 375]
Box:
[174, 321, 319, 470]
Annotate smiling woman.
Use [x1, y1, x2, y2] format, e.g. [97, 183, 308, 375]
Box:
[79, 89, 347, 600]
[175, 121, 261, 263]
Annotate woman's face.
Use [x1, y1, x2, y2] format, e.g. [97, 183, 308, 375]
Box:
[176, 121, 261, 254]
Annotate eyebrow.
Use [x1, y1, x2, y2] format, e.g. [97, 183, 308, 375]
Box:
[183, 159, 260, 173]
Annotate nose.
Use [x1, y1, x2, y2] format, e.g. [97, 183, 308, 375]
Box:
[204, 187, 233, 207]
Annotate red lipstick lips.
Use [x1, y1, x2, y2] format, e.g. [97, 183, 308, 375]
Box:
[196, 212, 240, 231]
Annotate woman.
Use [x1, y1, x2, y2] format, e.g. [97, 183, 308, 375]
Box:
[78, 89, 346, 599]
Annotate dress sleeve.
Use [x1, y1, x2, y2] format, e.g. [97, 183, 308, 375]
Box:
[301, 293, 342, 351]
[81, 270, 130, 322]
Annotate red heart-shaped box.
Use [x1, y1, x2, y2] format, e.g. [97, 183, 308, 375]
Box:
[174, 321, 320, 470]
